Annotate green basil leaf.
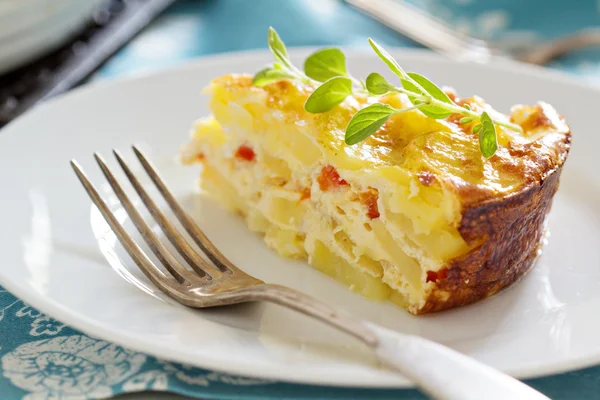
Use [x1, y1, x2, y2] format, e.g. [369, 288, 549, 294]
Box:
[368, 38, 406, 79]
[345, 103, 397, 145]
[459, 116, 475, 124]
[365, 72, 395, 95]
[479, 112, 498, 158]
[401, 72, 454, 119]
[472, 123, 482, 134]
[252, 67, 295, 86]
[304, 48, 348, 82]
[304, 77, 353, 113]
[268, 27, 290, 67]
[407, 72, 454, 104]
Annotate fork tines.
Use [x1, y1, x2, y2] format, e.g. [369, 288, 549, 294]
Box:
[70, 146, 252, 298]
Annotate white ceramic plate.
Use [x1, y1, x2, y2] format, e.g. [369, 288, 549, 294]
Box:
[0, 49, 599, 389]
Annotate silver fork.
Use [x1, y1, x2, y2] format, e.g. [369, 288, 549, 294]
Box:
[346, 0, 600, 65]
[71, 146, 549, 400]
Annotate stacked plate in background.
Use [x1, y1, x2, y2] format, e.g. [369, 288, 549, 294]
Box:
[0, 0, 104, 74]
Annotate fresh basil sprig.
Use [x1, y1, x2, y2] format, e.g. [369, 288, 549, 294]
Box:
[252, 27, 311, 86]
[365, 73, 395, 95]
[252, 67, 296, 86]
[254, 28, 364, 112]
[478, 112, 498, 158]
[267, 27, 290, 68]
[402, 72, 454, 119]
[304, 48, 348, 82]
[253, 28, 522, 158]
[346, 103, 419, 145]
[304, 77, 353, 113]
[368, 38, 406, 79]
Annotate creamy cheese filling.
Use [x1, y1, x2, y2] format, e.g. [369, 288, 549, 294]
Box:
[183, 111, 471, 312]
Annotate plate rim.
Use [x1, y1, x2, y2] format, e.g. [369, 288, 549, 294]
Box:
[1, 47, 599, 388]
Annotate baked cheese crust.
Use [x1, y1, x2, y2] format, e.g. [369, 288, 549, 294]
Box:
[181, 74, 571, 314]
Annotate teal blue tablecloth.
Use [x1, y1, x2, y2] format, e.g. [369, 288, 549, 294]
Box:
[2, 0, 600, 398]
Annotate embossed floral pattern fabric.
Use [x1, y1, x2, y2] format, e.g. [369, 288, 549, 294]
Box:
[0, 289, 413, 400]
[0, 288, 279, 400]
[2, 0, 600, 399]
[2, 287, 600, 399]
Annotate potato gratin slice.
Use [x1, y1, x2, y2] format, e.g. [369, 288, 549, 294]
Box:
[181, 74, 570, 315]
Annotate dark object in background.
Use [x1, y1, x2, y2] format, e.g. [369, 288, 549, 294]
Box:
[0, 0, 175, 128]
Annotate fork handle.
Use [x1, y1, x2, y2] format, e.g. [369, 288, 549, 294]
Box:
[254, 284, 548, 400]
[366, 323, 548, 400]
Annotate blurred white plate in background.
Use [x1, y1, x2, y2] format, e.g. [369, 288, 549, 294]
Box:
[0, 0, 74, 39]
[0, 0, 104, 74]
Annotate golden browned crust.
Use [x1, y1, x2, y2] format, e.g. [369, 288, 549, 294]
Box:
[418, 129, 571, 314]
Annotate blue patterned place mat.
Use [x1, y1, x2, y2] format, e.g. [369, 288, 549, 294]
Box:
[2, 285, 600, 400]
[2, 0, 600, 399]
